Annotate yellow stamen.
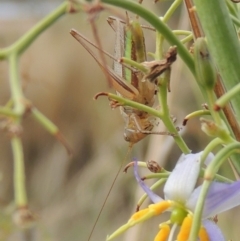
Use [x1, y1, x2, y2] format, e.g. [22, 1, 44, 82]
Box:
[154, 223, 170, 241]
[130, 208, 149, 221]
[177, 215, 192, 241]
[129, 201, 171, 224]
[199, 226, 210, 241]
[149, 201, 172, 215]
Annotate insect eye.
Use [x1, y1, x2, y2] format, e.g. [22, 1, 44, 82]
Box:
[123, 133, 131, 142]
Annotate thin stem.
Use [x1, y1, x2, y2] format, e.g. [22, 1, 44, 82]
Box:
[189, 142, 240, 240]
[0, 107, 19, 118]
[206, 90, 222, 126]
[7, 2, 70, 55]
[215, 82, 240, 110]
[11, 137, 27, 207]
[162, 0, 183, 23]
[103, 93, 190, 153]
[8, 53, 25, 115]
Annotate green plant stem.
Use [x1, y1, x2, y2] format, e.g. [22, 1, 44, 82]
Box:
[206, 90, 222, 126]
[193, 0, 240, 120]
[205, 142, 240, 179]
[162, 0, 183, 23]
[121, 58, 148, 73]
[9, 54, 25, 116]
[215, 82, 240, 109]
[200, 138, 224, 166]
[1, 2, 70, 57]
[231, 14, 240, 28]
[183, 110, 210, 125]
[189, 142, 240, 241]
[102, 0, 195, 77]
[172, 30, 192, 36]
[105, 93, 190, 154]
[143, 173, 169, 179]
[0, 107, 19, 118]
[11, 137, 27, 207]
[31, 107, 58, 134]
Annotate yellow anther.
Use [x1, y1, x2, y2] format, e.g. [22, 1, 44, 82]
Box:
[130, 208, 149, 221]
[149, 201, 172, 215]
[177, 215, 192, 241]
[154, 223, 170, 241]
[199, 226, 210, 241]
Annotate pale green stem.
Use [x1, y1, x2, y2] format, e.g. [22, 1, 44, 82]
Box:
[143, 173, 169, 180]
[1, 2, 70, 57]
[105, 93, 190, 154]
[11, 137, 27, 207]
[157, 72, 190, 154]
[162, 0, 183, 23]
[31, 108, 58, 134]
[183, 110, 210, 125]
[172, 30, 192, 35]
[215, 82, 240, 109]
[0, 107, 19, 118]
[121, 57, 148, 73]
[200, 138, 224, 166]
[206, 89, 222, 126]
[189, 142, 240, 241]
[231, 14, 240, 28]
[181, 34, 193, 44]
[8, 53, 25, 115]
[155, 31, 165, 60]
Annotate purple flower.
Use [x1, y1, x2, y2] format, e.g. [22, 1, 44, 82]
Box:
[107, 152, 240, 241]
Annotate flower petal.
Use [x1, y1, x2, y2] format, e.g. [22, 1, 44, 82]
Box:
[164, 152, 203, 203]
[187, 180, 240, 218]
[133, 159, 163, 203]
[203, 220, 225, 241]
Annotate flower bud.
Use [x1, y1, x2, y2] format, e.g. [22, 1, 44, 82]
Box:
[194, 38, 216, 89]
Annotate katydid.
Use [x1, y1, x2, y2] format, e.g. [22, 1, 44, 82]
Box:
[70, 16, 177, 145]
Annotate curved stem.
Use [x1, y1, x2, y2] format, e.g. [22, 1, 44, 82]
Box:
[215, 82, 240, 110]
[103, 92, 190, 153]
[189, 142, 240, 240]
[162, 0, 183, 23]
[7, 2, 70, 55]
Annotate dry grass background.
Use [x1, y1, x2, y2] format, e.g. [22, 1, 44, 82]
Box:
[0, 1, 239, 241]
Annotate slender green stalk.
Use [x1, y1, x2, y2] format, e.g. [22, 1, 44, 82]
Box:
[9, 54, 25, 115]
[200, 138, 224, 166]
[189, 142, 240, 241]
[162, 0, 183, 23]
[104, 93, 190, 153]
[215, 82, 240, 109]
[31, 108, 58, 134]
[0, 107, 19, 118]
[231, 14, 240, 27]
[1, 2, 70, 56]
[121, 57, 148, 73]
[205, 90, 222, 126]
[11, 137, 27, 207]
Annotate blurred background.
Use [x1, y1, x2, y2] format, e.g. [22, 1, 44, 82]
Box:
[0, 0, 239, 240]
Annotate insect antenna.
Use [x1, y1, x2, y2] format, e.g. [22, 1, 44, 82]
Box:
[87, 144, 133, 241]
